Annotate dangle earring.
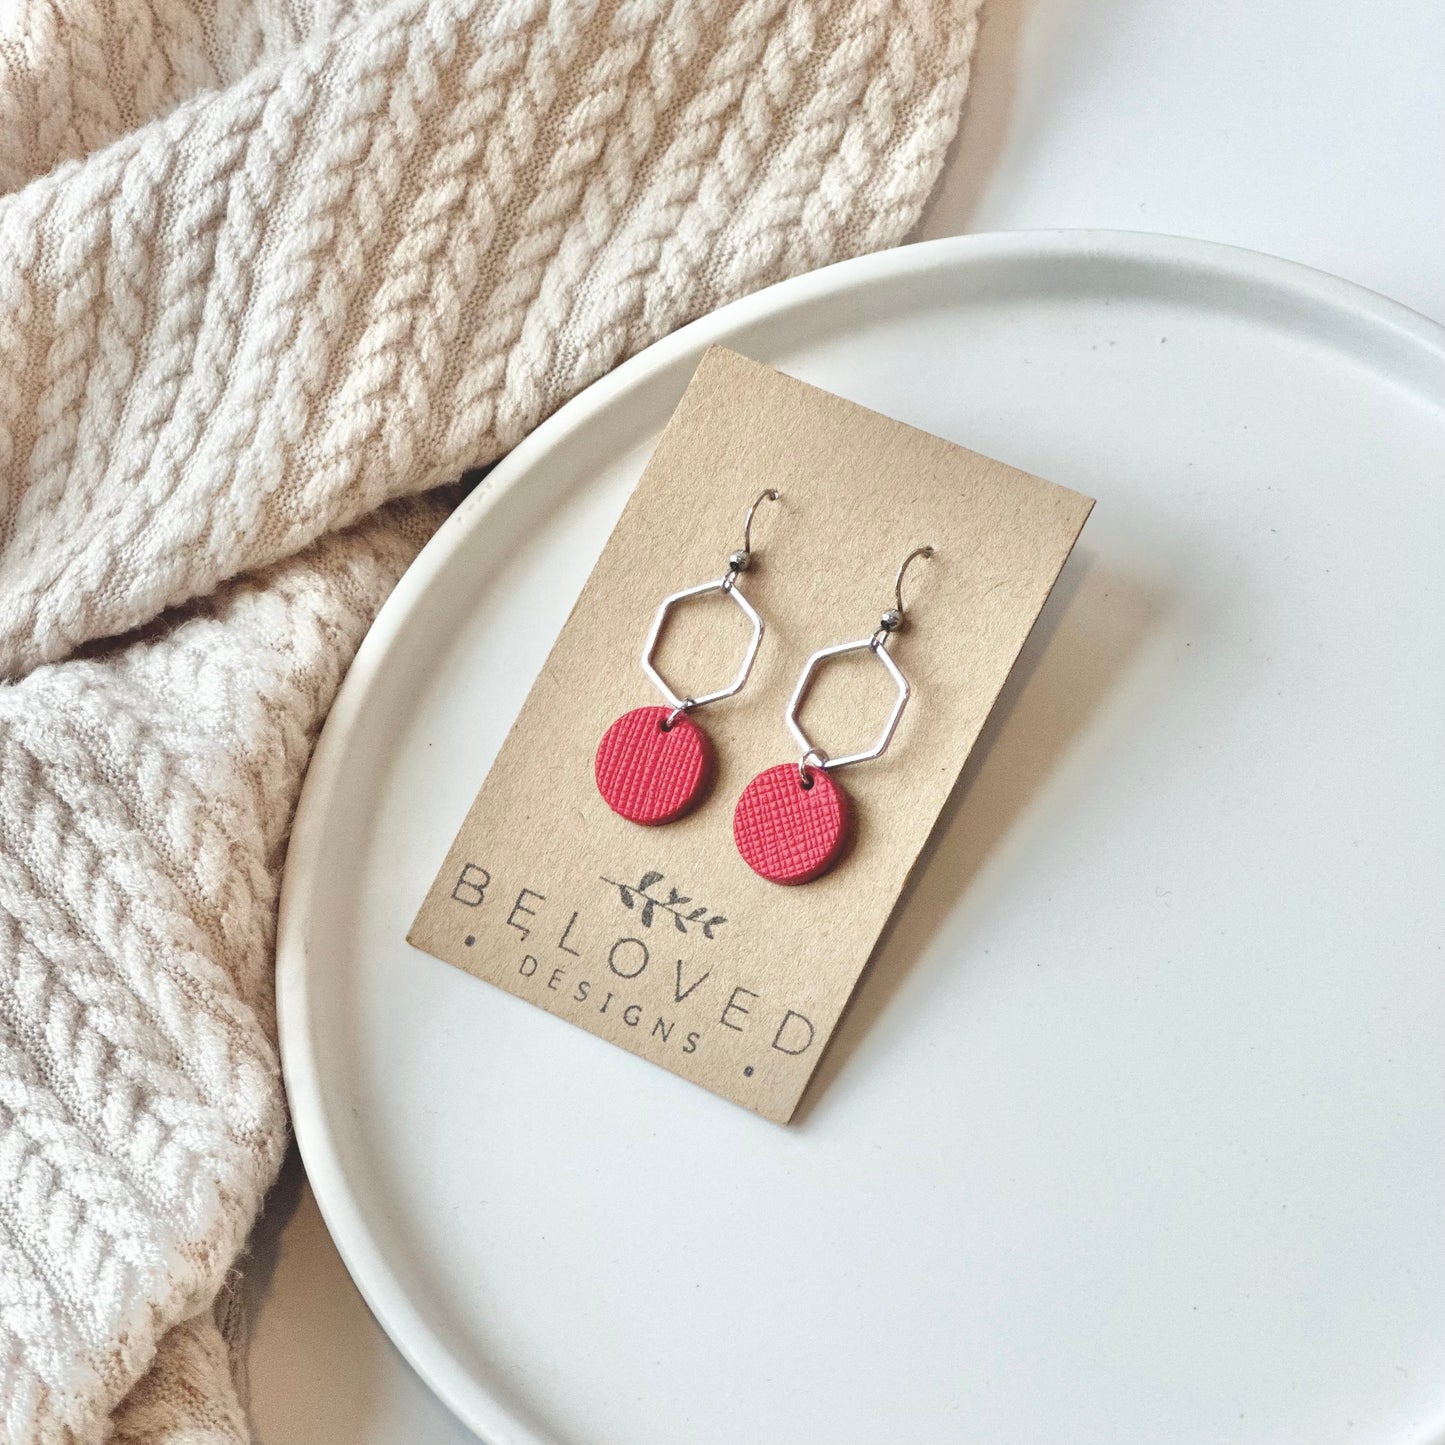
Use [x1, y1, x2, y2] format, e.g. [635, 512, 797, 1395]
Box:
[595, 489, 782, 825]
[733, 546, 936, 884]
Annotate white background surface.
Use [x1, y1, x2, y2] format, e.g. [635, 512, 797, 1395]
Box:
[245, 3, 1445, 1440]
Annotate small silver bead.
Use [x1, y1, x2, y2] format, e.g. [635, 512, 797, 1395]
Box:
[879, 608, 903, 632]
[728, 548, 751, 572]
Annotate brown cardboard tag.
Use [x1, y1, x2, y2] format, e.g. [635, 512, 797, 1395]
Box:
[408, 348, 1093, 1122]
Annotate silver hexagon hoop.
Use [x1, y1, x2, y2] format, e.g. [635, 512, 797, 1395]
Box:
[636, 488, 779, 717]
[786, 636, 911, 771]
[783, 545, 935, 776]
[641, 578, 765, 713]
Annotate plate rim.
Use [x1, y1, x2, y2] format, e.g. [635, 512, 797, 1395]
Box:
[275, 229, 1445, 1445]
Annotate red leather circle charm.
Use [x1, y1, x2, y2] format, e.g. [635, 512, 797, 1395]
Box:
[733, 763, 851, 884]
[595, 706, 713, 824]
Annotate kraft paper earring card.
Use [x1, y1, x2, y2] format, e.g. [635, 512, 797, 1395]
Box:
[409, 347, 1094, 1122]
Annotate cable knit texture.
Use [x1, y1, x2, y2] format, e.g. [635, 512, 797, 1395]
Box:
[0, 0, 979, 1437]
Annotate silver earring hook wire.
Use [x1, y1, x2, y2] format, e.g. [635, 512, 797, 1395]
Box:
[724, 487, 781, 592]
[893, 545, 936, 615]
[741, 488, 780, 555]
[873, 545, 937, 648]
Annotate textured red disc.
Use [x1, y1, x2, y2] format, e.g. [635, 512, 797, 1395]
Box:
[595, 706, 713, 824]
[733, 763, 851, 884]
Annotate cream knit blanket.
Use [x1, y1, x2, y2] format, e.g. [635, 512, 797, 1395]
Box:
[0, 0, 978, 1438]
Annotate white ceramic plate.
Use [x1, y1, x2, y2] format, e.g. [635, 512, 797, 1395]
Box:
[277, 233, 1445, 1445]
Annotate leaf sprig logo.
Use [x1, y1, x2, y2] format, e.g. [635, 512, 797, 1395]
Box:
[600, 870, 726, 939]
